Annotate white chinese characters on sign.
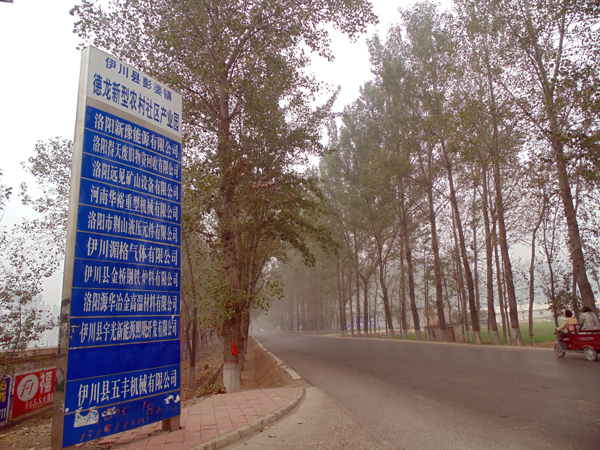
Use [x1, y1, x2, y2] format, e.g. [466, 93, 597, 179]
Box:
[87, 51, 182, 137]
[76, 369, 178, 408]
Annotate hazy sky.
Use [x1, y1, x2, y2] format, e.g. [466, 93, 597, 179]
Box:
[0, 0, 448, 307]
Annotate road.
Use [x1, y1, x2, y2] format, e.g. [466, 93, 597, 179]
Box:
[252, 333, 600, 450]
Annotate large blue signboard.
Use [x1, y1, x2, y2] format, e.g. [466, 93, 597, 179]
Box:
[52, 46, 182, 449]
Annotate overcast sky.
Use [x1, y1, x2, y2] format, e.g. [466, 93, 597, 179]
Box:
[0, 0, 448, 307]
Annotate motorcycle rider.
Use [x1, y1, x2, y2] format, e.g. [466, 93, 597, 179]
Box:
[556, 310, 578, 350]
[556, 309, 578, 332]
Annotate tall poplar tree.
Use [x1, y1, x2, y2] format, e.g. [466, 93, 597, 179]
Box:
[72, 0, 377, 391]
[491, 0, 600, 311]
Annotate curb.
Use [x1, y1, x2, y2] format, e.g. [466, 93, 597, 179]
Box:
[254, 338, 302, 379]
[190, 386, 305, 450]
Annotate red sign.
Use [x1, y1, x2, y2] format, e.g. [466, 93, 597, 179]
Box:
[12, 368, 56, 419]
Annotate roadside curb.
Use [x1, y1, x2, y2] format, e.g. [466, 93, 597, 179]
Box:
[190, 386, 305, 450]
[254, 338, 302, 379]
[190, 338, 306, 450]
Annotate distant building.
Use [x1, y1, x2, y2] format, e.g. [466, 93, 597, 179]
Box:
[480, 305, 554, 325]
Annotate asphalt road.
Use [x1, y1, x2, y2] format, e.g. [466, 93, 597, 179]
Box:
[252, 333, 600, 450]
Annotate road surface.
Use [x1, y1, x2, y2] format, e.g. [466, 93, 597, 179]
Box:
[251, 333, 600, 449]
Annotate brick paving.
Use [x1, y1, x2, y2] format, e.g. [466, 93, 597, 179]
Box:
[95, 387, 301, 450]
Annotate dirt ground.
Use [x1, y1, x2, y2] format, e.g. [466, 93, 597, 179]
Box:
[0, 337, 293, 450]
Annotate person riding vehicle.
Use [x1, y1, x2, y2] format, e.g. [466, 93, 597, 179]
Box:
[555, 310, 578, 350]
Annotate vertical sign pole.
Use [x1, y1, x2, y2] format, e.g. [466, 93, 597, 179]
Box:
[52, 47, 182, 449]
[52, 46, 91, 450]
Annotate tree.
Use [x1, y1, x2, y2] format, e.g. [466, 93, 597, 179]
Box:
[370, 3, 483, 342]
[491, 0, 600, 311]
[20, 137, 72, 254]
[0, 169, 57, 376]
[73, 0, 377, 391]
[322, 90, 403, 339]
[0, 236, 57, 376]
[547, 275, 580, 327]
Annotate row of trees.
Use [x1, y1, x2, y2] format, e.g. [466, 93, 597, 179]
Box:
[269, 0, 600, 346]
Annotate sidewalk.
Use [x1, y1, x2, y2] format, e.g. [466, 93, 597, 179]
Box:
[96, 386, 304, 450]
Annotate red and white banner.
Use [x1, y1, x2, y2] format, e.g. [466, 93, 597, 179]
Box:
[11, 368, 55, 419]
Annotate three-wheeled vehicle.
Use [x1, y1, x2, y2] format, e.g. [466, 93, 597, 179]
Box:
[554, 324, 600, 361]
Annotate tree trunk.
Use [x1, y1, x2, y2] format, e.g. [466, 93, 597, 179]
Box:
[182, 232, 199, 387]
[360, 271, 372, 336]
[502, 270, 513, 344]
[451, 203, 471, 343]
[362, 274, 370, 336]
[371, 219, 395, 338]
[491, 148, 522, 345]
[481, 167, 502, 345]
[337, 262, 345, 336]
[400, 184, 420, 340]
[424, 257, 432, 341]
[417, 143, 447, 341]
[189, 317, 198, 388]
[535, 11, 595, 311]
[528, 202, 545, 346]
[399, 243, 409, 339]
[377, 250, 394, 338]
[373, 279, 379, 335]
[543, 222, 559, 328]
[455, 263, 465, 343]
[490, 187, 509, 344]
[472, 189, 481, 318]
[240, 310, 250, 363]
[349, 264, 355, 337]
[222, 316, 241, 393]
[457, 246, 470, 343]
[441, 142, 482, 344]
[217, 73, 245, 392]
[354, 233, 362, 336]
[443, 272, 453, 341]
[427, 173, 448, 341]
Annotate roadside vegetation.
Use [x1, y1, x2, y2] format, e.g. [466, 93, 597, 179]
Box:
[265, 0, 600, 347]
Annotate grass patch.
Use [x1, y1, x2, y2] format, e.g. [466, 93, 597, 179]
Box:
[480, 321, 556, 345]
[393, 321, 557, 345]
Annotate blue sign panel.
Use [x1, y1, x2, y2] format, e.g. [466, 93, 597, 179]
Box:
[70, 289, 179, 317]
[58, 47, 182, 448]
[0, 376, 11, 426]
[64, 391, 179, 444]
